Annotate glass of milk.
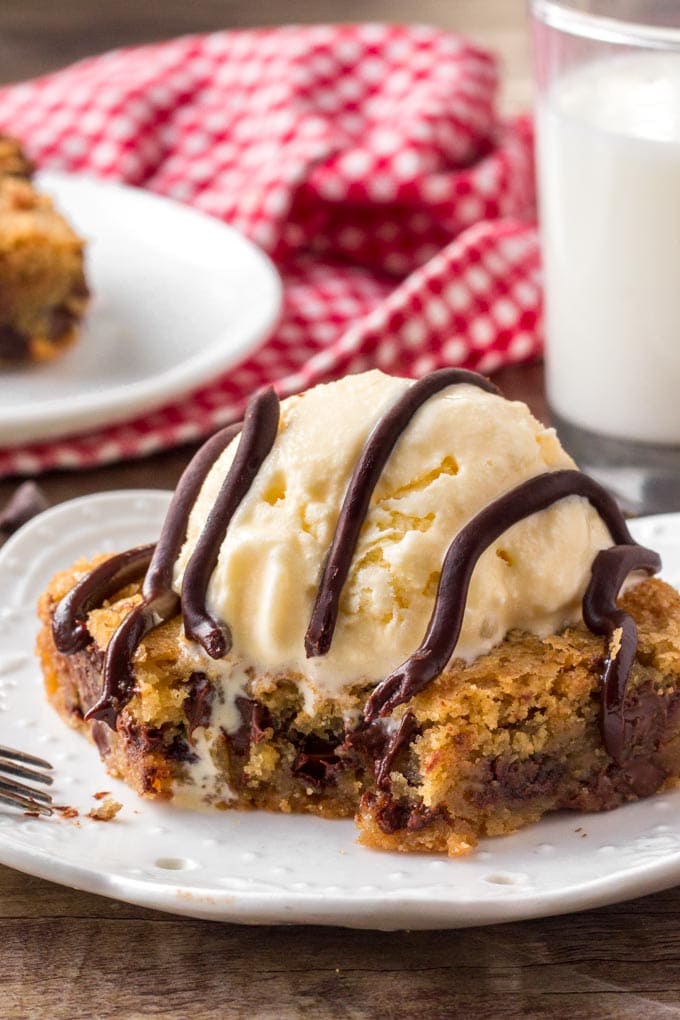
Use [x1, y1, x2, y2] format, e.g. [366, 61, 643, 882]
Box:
[532, 1, 680, 513]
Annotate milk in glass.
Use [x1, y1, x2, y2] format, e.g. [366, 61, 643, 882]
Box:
[537, 51, 680, 444]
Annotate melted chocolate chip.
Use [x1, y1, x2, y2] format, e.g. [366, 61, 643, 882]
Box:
[340, 720, 389, 764]
[291, 733, 345, 787]
[0, 323, 29, 360]
[184, 672, 215, 736]
[117, 717, 196, 766]
[471, 753, 568, 809]
[618, 681, 680, 795]
[364, 791, 449, 835]
[366, 792, 409, 833]
[405, 803, 450, 832]
[230, 697, 273, 754]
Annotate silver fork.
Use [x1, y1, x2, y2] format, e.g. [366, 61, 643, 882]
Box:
[0, 746, 53, 816]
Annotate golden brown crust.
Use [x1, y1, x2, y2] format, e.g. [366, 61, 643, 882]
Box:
[0, 135, 34, 180]
[37, 559, 680, 855]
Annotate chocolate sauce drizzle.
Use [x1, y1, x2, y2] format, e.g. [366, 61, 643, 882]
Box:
[181, 386, 279, 659]
[583, 545, 661, 762]
[362, 469, 643, 762]
[305, 368, 500, 658]
[375, 712, 419, 790]
[53, 371, 661, 763]
[53, 545, 155, 655]
[83, 422, 244, 726]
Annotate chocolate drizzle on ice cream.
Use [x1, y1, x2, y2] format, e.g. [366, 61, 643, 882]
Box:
[363, 470, 659, 762]
[52, 370, 661, 762]
[305, 369, 500, 659]
[181, 386, 279, 660]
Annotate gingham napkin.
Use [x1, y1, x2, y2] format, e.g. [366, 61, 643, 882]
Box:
[0, 24, 540, 478]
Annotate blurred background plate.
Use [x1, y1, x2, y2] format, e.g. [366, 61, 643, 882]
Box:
[0, 171, 282, 445]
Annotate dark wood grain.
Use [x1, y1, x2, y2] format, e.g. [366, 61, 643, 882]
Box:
[1, 857, 679, 1020]
[0, 4, 678, 1019]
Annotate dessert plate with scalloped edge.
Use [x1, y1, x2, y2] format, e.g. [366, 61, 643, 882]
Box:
[0, 172, 282, 445]
[0, 489, 680, 930]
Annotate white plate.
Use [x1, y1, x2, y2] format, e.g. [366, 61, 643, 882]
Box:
[0, 493, 680, 930]
[0, 173, 282, 445]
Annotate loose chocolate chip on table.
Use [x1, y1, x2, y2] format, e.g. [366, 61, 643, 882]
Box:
[0, 481, 49, 539]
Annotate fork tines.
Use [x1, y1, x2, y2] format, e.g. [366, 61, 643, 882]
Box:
[0, 746, 53, 816]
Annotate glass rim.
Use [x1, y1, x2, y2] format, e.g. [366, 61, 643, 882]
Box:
[530, 0, 680, 49]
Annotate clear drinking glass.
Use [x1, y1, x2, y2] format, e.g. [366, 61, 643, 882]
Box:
[531, 1, 680, 514]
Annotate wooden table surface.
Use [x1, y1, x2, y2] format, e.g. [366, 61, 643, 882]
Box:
[1, 3, 679, 1018]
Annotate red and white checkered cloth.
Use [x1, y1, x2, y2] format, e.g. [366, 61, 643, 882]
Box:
[0, 24, 541, 478]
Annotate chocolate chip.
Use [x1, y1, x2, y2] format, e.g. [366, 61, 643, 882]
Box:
[117, 717, 196, 764]
[472, 753, 567, 809]
[0, 481, 49, 538]
[340, 720, 389, 763]
[184, 672, 215, 735]
[0, 323, 29, 360]
[365, 791, 410, 833]
[71, 274, 90, 300]
[291, 733, 345, 787]
[229, 697, 273, 754]
[47, 305, 77, 340]
[363, 791, 449, 835]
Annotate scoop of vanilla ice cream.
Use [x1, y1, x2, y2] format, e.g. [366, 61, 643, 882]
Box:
[173, 370, 613, 707]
